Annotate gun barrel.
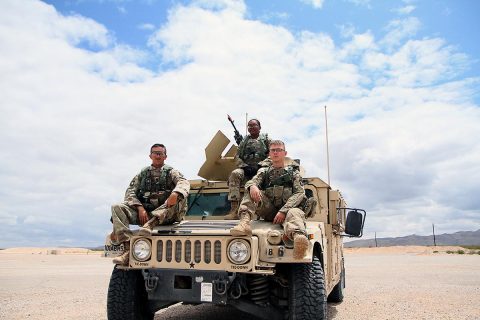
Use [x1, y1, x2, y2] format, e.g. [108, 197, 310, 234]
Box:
[227, 114, 243, 144]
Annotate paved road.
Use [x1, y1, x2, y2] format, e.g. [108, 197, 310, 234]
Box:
[0, 250, 479, 319]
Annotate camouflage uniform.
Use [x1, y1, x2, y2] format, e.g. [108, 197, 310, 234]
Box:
[228, 133, 270, 201]
[238, 162, 307, 240]
[111, 165, 190, 244]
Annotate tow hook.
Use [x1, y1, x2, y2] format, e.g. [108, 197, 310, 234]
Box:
[144, 274, 159, 292]
[213, 279, 228, 295]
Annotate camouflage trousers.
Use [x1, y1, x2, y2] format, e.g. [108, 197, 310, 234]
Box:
[228, 168, 245, 201]
[111, 199, 187, 244]
[238, 190, 306, 240]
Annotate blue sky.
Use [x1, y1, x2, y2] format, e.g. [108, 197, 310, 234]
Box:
[0, 0, 479, 247]
[45, 0, 480, 83]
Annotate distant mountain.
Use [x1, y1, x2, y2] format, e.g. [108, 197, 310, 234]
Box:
[344, 229, 480, 247]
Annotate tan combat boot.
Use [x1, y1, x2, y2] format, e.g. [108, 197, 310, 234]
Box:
[112, 241, 130, 266]
[137, 217, 159, 236]
[229, 212, 252, 237]
[293, 233, 309, 259]
[224, 201, 240, 220]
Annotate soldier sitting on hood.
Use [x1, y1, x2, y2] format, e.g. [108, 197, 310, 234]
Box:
[110, 143, 190, 266]
[225, 118, 270, 219]
[229, 140, 310, 259]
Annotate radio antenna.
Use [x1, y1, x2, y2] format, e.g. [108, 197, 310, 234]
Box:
[324, 105, 331, 186]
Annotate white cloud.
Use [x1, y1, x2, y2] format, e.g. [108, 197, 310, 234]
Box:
[0, 210, 17, 226]
[386, 39, 469, 86]
[392, 5, 416, 15]
[340, 31, 377, 58]
[337, 23, 356, 38]
[138, 23, 155, 30]
[192, 0, 247, 14]
[258, 11, 289, 23]
[381, 17, 421, 49]
[344, 0, 371, 8]
[0, 0, 479, 246]
[0, 0, 111, 49]
[301, 0, 325, 9]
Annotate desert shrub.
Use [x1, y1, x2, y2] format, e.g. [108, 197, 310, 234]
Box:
[446, 250, 453, 254]
[456, 250, 465, 254]
[461, 245, 480, 250]
[433, 250, 439, 253]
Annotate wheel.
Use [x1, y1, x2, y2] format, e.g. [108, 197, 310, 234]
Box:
[328, 259, 344, 303]
[107, 267, 154, 320]
[288, 255, 327, 320]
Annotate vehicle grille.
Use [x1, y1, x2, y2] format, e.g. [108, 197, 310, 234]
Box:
[156, 239, 222, 265]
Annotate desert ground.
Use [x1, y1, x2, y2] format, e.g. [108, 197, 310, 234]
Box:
[0, 246, 479, 320]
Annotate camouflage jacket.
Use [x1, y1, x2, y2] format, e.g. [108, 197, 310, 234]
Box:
[124, 165, 190, 211]
[245, 163, 305, 213]
[236, 133, 270, 167]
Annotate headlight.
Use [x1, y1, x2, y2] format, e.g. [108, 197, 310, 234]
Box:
[227, 239, 251, 264]
[132, 239, 151, 261]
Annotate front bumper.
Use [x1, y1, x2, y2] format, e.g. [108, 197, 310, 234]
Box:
[142, 268, 234, 304]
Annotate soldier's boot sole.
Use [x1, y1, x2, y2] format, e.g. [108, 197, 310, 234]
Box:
[293, 234, 309, 259]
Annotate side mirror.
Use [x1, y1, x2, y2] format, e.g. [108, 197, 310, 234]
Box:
[344, 209, 366, 237]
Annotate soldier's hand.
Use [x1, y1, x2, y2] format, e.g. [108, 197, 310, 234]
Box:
[273, 212, 285, 224]
[137, 206, 148, 225]
[166, 192, 179, 207]
[249, 185, 261, 203]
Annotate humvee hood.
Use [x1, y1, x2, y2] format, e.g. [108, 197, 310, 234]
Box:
[147, 220, 283, 235]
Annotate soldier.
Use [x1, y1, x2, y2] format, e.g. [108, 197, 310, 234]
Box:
[110, 143, 190, 265]
[230, 140, 309, 259]
[225, 119, 270, 219]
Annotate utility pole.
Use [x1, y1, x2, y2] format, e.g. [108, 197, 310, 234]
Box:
[432, 223, 436, 246]
[375, 232, 378, 247]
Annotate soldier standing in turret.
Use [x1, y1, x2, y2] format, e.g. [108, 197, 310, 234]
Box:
[225, 119, 270, 219]
[110, 143, 190, 266]
[230, 140, 310, 259]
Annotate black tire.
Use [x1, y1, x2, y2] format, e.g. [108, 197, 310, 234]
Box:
[327, 260, 345, 303]
[107, 267, 154, 320]
[288, 255, 327, 320]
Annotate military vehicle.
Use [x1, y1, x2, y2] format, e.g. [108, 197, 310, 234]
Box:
[105, 130, 366, 320]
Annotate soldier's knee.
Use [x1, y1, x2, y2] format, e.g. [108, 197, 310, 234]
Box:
[111, 203, 123, 216]
[286, 208, 306, 219]
[230, 169, 244, 180]
[111, 203, 121, 211]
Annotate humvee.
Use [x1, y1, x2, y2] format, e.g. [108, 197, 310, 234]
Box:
[105, 131, 366, 320]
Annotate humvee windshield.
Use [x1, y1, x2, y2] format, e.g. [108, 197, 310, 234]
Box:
[186, 192, 231, 217]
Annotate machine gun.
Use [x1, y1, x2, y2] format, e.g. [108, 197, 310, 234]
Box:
[227, 114, 243, 145]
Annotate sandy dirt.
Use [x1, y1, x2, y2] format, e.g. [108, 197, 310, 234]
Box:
[0, 246, 479, 320]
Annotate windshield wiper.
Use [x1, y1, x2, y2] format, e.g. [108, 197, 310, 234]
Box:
[186, 186, 205, 215]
